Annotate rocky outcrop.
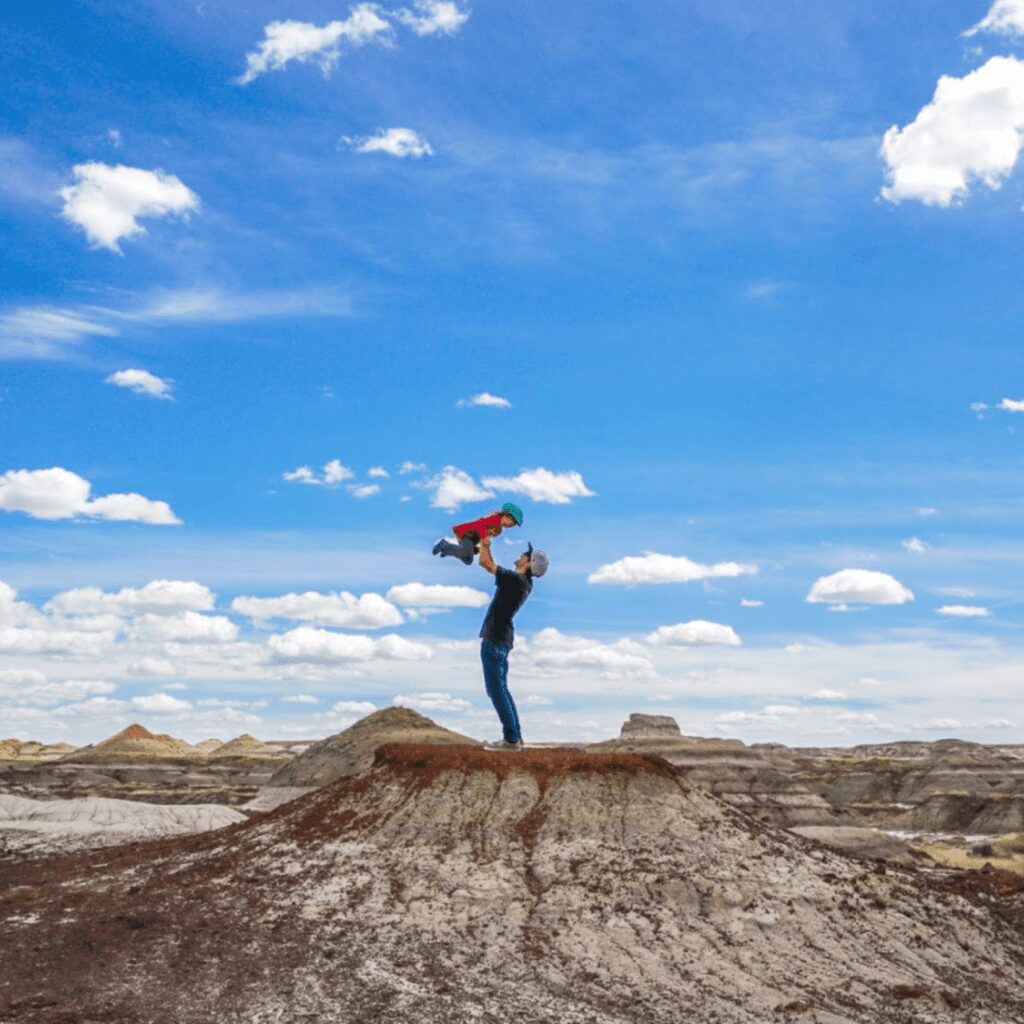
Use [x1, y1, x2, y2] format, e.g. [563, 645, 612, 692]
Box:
[0, 793, 245, 856]
[0, 740, 76, 762]
[61, 723, 196, 763]
[3, 743, 1024, 1023]
[589, 717, 847, 828]
[264, 706, 477, 790]
[211, 734, 288, 760]
[619, 712, 682, 738]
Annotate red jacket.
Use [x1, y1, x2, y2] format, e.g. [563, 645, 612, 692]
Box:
[453, 513, 503, 542]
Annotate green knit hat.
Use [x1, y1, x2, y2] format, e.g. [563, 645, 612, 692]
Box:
[500, 502, 524, 526]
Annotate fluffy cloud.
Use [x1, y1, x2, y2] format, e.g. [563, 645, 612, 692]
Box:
[999, 397, 1024, 412]
[528, 627, 654, 677]
[127, 657, 177, 677]
[282, 459, 354, 486]
[0, 627, 115, 657]
[385, 582, 489, 609]
[46, 580, 214, 617]
[281, 693, 319, 704]
[53, 696, 128, 717]
[427, 466, 494, 511]
[329, 699, 378, 714]
[267, 626, 430, 664]
[348, 483, 380, 499]
[396, 0, 470, 35]
[937, 604, 992, 618]
[128, 612, 238, 644]
[131, 692, 192, 714]
[806, 569, 914, 606]
[880, 57, 1024, 207]
[393, 691, 471, 712]
[0, 676, 116, 706]
[456, 392, 512, 409]
[0, 467, 180, 524]
[808, 689, 847, 701]
[231, 590, 403, 629]
[740, 598, 763, 608]
[964, 0, 1024, 37]
[645, 620, 741, 647]
[368, 466, 389, 478]
[482, 467, 595, 505]
[588, 552, 757, 586]
[902, 537, 927, 554]
[60, 163, 199, 252]
[105, 368, 173, 400]
[236, 6, 392, 84]
[399, 461, 427, 475]
[345, 127, 433, 158]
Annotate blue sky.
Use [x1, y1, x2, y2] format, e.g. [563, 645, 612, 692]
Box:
[3, 0, 1024, 746]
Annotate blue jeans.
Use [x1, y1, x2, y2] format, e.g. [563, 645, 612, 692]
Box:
[480, 639, 521, 743]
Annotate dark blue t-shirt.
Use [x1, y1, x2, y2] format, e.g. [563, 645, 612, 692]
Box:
[479, 566, 532, 649]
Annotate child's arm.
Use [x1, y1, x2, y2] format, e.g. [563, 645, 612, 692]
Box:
[478, 535, 498, 575]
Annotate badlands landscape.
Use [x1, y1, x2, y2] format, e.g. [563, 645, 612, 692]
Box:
[3, 711, 1024, 1022]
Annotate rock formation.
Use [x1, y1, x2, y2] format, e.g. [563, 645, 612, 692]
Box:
[61, 723, 196, 762]
[211, 734, 288, 759]
[0, 793, 245, 857]
[3, 743, 1024, 1023]
[255, 706, 477, 809]
[589, 716, 848, 828]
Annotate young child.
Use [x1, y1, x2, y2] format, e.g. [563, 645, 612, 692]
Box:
[432, 502, 524, 565]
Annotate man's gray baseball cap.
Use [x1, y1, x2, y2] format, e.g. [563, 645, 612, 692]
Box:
[525, 543, 549, 578]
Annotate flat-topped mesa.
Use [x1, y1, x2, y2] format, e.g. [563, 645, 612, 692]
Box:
[619, 712, 683, 739]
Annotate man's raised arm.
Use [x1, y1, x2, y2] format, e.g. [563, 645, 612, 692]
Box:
[478, 536, 498, 575]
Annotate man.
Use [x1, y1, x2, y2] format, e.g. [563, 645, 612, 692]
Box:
[477, 534, 549, 751]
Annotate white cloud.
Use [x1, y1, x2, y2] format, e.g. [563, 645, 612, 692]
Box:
[972, 401, 989, 412]
[236, 5, 392, 84]
[528, 627, 654, 678]
[385, 582, 489, 609]
[131, 692, 192, 714]
[806, 569, 914, 606]
[0, 306, 117, 360]
[129, 612, 238, 644]
[482, 467, 595, 505]
[0, 627, 115, 657]
[53, 696, 128, 717]
[918, 506, 939, 516]
[588, 551, 757, 586]
[267, 626, 430, 664]
[937, 604, 992, 618]
[105, 368, 173, 400]
[348, 483, 381, 499]
[281, 693, 319, 704]
[902, 537, 927, 554]
[345, 127, 433, 158]
[127, 657, 177, 677]
[808, 689, 847, 701]
[645, 620, 741, 647]
[524, 694, 552, 706]
[0, 467, 180, 524]
[740, 598, 763, 607]
[399, 461, 427, 475]
[427, 466, 494, 511]
[368, 466, 389, 478]
[396, 0, 469, 36]
[456, 392, 512, 409]
[965, 0, 1024, 38]
[329, 699, 377, 714]
[231, 590, 403, 628]
[47, 580, 214, 617]
[999, 397, 1024, 412]
[880, 57, 1024, 207]
[744, 280, 786, 299]
[283, 459, 354, 486]
[0, 676, 115, 706]
[60, 163, 199, 252]
[393, 691, 471, 712]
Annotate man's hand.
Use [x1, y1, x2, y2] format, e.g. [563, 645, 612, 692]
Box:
[478, 535, 497, 575]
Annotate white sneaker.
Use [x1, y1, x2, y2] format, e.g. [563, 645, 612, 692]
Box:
[484, 740, 524, 751]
